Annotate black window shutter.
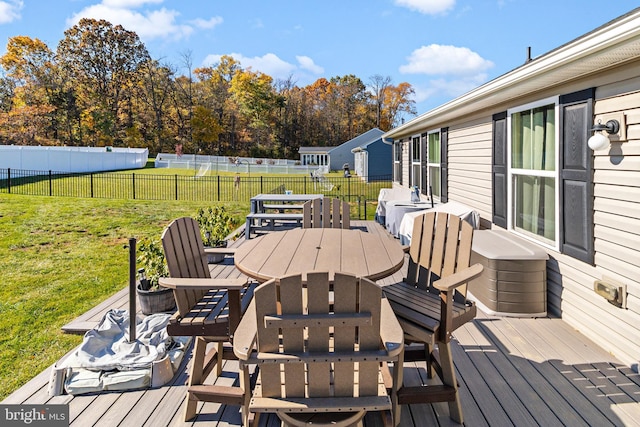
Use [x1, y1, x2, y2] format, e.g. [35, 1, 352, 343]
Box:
[420, 133, 428, 195]
[492, 112, 507, 228]
[559, 88, 595, 265]
[440, 127, 448, 203]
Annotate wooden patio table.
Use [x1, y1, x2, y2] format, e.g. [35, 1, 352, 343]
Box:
[234, 228, 405, 283]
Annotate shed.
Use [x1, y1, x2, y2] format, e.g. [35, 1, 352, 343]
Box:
[351, 130, 392, 182]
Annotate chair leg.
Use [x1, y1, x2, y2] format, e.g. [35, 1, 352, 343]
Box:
[216, 342, 224, 376]
[184, 336, 207, 421]
[239, 365, 252, 427]
[438, 341, 463, 424]
[391, 348, 404, 426]
[425, 343, 435, 379]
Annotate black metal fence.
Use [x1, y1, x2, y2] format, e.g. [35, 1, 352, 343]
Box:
[0, 168, 392, 219]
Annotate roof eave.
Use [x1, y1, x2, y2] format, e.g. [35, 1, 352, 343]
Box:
[384, 8, 640, 140]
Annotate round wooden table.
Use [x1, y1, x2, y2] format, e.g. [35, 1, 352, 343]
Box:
[234, 228, 405, 282]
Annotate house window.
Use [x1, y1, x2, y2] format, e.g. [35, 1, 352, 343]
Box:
[411, 135, 421, 188]
[427, 131, 441, 198]
[393, 142, 402, 183]
[508, 97, 558, 247]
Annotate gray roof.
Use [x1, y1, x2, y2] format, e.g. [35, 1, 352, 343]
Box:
[299, 128, 385, 154]
[298, 146, 331, 154]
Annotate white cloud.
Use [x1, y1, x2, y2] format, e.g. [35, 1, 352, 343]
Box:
[102, 0, 162, 7]
[0, 0, 23, 24]
[394, 0, 455, 15]
[296, 56, 324, 74]
[204, 52, 324, 83]
[402, 45, 493, 106]
[67, 1, 221, 41]
[400, 44, 493, 76]
[68, 4, 193, 40]
[191, 16, 223, 30]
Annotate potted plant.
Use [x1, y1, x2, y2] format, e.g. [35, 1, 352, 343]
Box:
[196, 206, 235, 263]
[136, 238, 175, 314]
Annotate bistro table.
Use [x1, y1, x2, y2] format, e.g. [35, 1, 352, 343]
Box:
[234, 228, 405, 283]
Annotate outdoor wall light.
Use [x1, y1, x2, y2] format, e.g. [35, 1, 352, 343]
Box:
[588, 119, 620, 151]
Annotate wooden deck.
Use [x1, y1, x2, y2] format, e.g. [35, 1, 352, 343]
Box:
[5, 221, 640, 426]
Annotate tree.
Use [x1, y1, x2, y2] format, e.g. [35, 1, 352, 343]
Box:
[369, 74, 392, 129]
[329, 75, 371, 141]
[383, 82, 417, 129]
[191, 105, 222, 153]
[57, 18, 150, 145]
[0, 36, 60, 141]
[136, 59, 175, 154]
[229, 68, 276, 149]
[194, 55, 241, 155]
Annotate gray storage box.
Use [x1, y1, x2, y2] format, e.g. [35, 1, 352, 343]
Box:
[468, 229, 549, 317]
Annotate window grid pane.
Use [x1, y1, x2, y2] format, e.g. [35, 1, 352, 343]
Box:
[412, 137, 420, 162]
[428, 133, 440, 163]
[510, 102, 556, 245]
[511, 105, 555, 171]
[429, 166, 441, 197]
[514, 175, 555, 242]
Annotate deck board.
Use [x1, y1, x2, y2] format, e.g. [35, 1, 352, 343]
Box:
[5, 220, 640, 427]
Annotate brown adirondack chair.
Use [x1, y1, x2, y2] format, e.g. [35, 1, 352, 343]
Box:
[233, 272, 405, 427]
[382, 211, 483, 424]
[303, 198, 350, 229]
[159, 217, 257, 422]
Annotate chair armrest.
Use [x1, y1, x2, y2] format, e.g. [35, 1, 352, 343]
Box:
[433, 263, 483, 292]
[380, 298, 404, 357]
[159, 277, 247, 290]
[233, 299, 257, 361]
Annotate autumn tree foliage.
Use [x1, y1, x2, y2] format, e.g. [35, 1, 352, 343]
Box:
[0, 18, 416, 157]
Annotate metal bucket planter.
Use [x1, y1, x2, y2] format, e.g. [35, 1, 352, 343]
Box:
[137, 283, 176, 315]
[205, 246, 226, 264]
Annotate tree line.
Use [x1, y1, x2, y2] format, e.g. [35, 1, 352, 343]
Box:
[0, 18, 416, 159]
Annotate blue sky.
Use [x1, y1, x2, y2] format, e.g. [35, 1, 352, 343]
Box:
[0, 0, 638, 116]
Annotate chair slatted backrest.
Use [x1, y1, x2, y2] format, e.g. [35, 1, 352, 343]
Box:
[305, 198, 350, 229]
[254, 272, 382, 399]
[323, 198, 350, 229]
[302, 198, 322, 228]
[161, 217, 211, 317]
[405, 212, 473, 299]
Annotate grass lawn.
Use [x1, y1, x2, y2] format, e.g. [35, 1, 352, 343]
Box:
[0, 194, 249, 400]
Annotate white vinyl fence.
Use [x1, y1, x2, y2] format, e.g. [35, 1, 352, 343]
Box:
[0, 145, 148, 173]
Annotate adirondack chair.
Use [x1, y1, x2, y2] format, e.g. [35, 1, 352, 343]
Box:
[382, 211, 483, 424]
[159, 217, 257, 422]
[303, 198, 350, 229]
[233, 272, 405, 427]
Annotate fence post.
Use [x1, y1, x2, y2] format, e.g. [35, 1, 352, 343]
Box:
[90, 173, 94, 198]
[217, 175, 220, 201]
[49, 170, 53, 196]
[260, 176, 263, 193]
[363, 196, 367, 220]
[175, 175, 178, 200]
[132, 173, 136, 199]
[7, 168, 10, 193]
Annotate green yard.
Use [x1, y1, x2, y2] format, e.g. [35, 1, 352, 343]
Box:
[0, 194, 248, 400]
